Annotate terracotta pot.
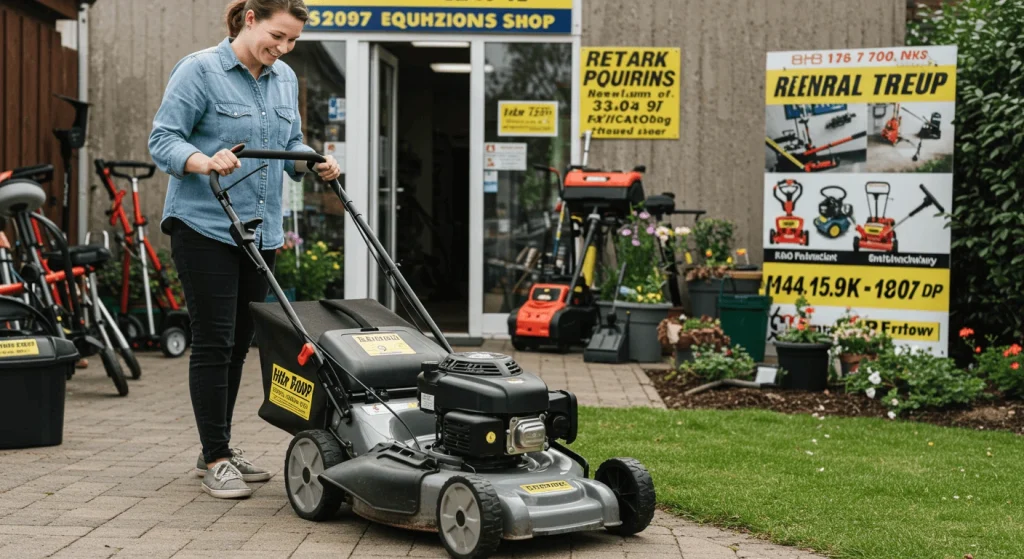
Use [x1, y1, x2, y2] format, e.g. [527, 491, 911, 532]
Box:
[838, 352, 877, 376]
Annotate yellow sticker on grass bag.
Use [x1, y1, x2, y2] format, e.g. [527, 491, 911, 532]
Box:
[269, 364, 314, 420]
[0, 339, 39, 358]
[521, 481, 573, 494]
[353, 333, 416, 356]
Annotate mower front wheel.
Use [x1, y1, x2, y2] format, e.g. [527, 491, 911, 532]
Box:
[285, 430, 347, 521]
[596, 457, 656, 536]
[437, 475, 503, 559]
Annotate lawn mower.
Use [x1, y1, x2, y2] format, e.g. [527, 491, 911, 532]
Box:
[813, 186, 854, 239]
[94, 159, 190, 357]
[507, 131, 644, 352]
[210, 147, 656, 558]
[768, 179, 809, 246]
[854, 182, 946, 253]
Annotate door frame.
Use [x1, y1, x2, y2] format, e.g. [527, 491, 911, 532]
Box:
[368, 44, 399, 310]
[301, 26, 582, 339]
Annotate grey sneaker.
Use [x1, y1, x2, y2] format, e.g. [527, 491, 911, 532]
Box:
[195, 448, 273, 482]
[202, 461, 252, 499]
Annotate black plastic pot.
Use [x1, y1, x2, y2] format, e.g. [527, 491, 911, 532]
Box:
[775, 341, 831, 391]
[687, 276, 760, 319]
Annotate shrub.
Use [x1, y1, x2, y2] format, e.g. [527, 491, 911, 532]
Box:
[844, 346, 989, 417]
[960, 327, 1024, 398]
[909, 0, 1024, 348]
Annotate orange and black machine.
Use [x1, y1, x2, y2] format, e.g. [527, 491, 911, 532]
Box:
[508, 131, 645, 352]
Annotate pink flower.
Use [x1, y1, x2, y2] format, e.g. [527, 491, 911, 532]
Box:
[631, 238, 641, 246]
[639, 211, 650, 220]
[621, 228, 632, 236]
[647, 226, 655, 234]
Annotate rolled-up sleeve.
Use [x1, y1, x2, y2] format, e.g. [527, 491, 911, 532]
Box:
[149, 57, 207, 179]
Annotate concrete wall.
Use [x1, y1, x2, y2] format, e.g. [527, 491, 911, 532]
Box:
[85, 0, 905, 256]
[580, 0, 905, 265]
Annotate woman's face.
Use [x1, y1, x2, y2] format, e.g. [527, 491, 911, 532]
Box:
[244, 10, 304, 67]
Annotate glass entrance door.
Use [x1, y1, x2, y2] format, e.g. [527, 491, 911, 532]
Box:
[369, 45, 399, 310]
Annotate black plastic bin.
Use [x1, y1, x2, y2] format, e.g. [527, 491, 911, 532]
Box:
[0, 336, 79, 449]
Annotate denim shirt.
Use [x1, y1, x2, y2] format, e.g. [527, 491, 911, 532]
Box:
[149, 37, 314, 250]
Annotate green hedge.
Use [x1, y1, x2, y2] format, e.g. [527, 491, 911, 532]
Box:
[908, 0, 1024, 357]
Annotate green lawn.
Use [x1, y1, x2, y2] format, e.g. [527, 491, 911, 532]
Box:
[574, 406, 1024, 559]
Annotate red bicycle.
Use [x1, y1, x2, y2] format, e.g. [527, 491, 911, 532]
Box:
[94, 159, 189, 357]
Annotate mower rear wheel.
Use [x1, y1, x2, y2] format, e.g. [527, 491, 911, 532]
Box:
[596, 457, 655, 536]
[285, 430, 346, 521]
[437, 475, 503, 559]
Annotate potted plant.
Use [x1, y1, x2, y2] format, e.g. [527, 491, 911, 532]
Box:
[597, 208, 677, 362]
[271, 233, 344, 302]
[774, 295, 833, 391]
[683, 218, 760, 319]
[829, 307, 893, 377]
[657, 314, 730, 364]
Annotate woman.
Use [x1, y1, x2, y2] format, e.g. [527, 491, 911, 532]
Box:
[148, 0, 340, 499]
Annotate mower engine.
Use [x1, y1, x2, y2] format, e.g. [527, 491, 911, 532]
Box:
[417, 351, 577, 469]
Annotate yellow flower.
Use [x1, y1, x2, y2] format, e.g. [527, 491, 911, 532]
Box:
[727, 256, 734, 264]
[311, 255, 318, 261]
[317, 241, 326, 249]
[333, 263, 340, 270]
[636, 286, 643, 292]
[306, 250, 311, 255]
[705, 249, 713, 257]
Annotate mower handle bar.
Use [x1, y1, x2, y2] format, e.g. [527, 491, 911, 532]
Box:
[5, 163, 54, 182]
[208, 148, 327, 198]
[773, 179, 803, 203]
[820, 185, 847, 199]
[208, 146, 453, 355]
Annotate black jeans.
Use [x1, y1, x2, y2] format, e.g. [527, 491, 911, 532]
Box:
[169, 219, 277, 464]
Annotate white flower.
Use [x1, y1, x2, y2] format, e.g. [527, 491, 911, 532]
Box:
[806, 450, 814, 455]
[817, 467, 825, 472]
[812, 439, 818, 444]
[824, 434, 831, 439]
[866, 387, 876, 399]
[675, 226, 691, 236]
[887, 411, 897, 419]
[868, 371, 882, 385]
[891, 398, 899, 406]
[954, 495, 960, 500]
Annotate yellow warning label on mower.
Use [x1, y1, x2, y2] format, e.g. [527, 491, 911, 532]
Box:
[269, 363, 314, 420]
[0, 339, 39, 357]
[521, 480, 573, 494]
[353, 333, 416, 356]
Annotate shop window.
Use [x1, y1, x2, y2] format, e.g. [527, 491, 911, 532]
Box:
[281, 41, 347, 295]
[483, 42, 573, 314]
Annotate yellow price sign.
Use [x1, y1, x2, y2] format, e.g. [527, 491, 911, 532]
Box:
[580, 47, 680, 139]
[498, 101, 558, 137]
[762, 262, 949, 312]
[269, 364, 315, 420]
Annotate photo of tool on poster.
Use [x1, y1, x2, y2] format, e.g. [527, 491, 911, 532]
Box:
[866, 102, 955, 172]
[763, 173, 952, 254]
[764, 103, 868, 173]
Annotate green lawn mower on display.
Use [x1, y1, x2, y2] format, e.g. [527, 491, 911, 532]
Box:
[211, 147, 656, 559]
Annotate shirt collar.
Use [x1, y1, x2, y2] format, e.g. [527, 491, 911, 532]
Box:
[218, 37, 278, 77]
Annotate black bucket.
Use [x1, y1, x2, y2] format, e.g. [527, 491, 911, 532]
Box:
[0, 336, 79, 449]
[775, 341, 831, 391]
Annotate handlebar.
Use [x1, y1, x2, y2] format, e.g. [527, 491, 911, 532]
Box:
[7, 164, 55, 183]
[773, 179, 803, 204]
[208, 147, 327, 197]
[96, 159, 157, 180]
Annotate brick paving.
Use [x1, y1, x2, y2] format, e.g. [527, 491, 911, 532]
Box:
[0, 340, 825, 558]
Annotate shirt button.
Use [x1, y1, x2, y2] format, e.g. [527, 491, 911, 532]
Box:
[262, 112, 266, 116]
[259, 200, 264, 204]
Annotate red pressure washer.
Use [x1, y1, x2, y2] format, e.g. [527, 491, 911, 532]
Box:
[768, 178, 809, 246]
[508, 131, 645, 352]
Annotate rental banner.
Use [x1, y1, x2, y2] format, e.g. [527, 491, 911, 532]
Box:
[762, 46, 957, 355]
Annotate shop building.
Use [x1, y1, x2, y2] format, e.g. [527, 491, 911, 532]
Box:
[83, 0, 905, 342]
